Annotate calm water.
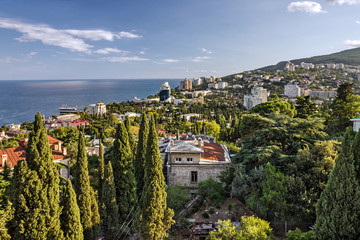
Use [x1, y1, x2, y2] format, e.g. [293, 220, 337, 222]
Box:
[0, 79, 181, 126]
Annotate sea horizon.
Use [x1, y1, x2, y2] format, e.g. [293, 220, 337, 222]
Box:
[0, 78, 182, 126]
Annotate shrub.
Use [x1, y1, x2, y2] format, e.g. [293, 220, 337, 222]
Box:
[198, 178, 225, 205]
[202, 212, 210, 219]
[209, 208, 215, 214]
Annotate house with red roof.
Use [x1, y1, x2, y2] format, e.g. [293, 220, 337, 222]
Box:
[0, 136, 71, 178]
[165, 134, 230, 191]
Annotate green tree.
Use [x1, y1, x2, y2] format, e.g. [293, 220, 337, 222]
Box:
[295, 96, 317, 118]
[101, 162, 120, 239]
[262, 163, 287, 220]
[74, 131, 99, 239]
[111, 122, 137, 222]
[61, 179, 83, 240]
[250, 100, 296, 118]
[166, 186, 191, 216]
[135, 113, 149, 197]
[204, 121, 221, 139]
[286, 228, 315, 240]
[125, 116, 136, 155]
[314, 132, 360, 239]
[352, 131, 360, 179]
[139, 117, 175, 240]
[98, 140, 105, 201]
[11, 113, 63, 239]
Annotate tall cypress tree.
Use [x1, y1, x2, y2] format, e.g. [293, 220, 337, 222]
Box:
[11, 112, 63, 239]
[10, 161, 48, 240]
[135, 113, 149, 197]
[315, 132, 360, 239]
[352, 131, 360, 179]
[61, 179, 83, 240]
[111, 122, 137, 222]
[125, 116, 136, 155]
[74, 131, 99, 239]
[98, 140, 105, 201]
[90, 188, 100, 237]
[101, 162, 120, 239]
[139, 117, 174, 240]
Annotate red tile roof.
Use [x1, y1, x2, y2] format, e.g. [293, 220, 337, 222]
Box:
[0, 136, 69, 169]
[201, 142, 226, 161]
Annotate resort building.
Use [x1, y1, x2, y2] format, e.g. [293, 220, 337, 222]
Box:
[87, 102, 107, 115]
[181, 78, 193, 91]
[160, 82, 171, 102]
[243, 87, 268, 110]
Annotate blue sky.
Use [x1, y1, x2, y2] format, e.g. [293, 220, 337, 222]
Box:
[0, 0, 359, 80]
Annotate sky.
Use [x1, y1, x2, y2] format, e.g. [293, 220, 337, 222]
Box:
[0, 0, 360, 80]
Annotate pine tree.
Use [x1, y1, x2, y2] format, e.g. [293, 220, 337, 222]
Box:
[89, 187, 100, 238]
[125, 116, 136, 155]
[111, 122, 137, 222]
[74, 131, 99, 239]
[11, 113, 63, 239]
[98, 140, 105, 201]
[101, 162, 120, 239]
[61, 179, 83, 240]
[135, 113, 149, 197]
[139, 117, 174, 240]
[315, 131, 360, 239]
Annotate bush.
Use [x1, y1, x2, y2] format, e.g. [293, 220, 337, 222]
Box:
[198, 178, 225, 205]
[202, 212, 210, 219]
[166, 186, 191, 216]
[286, 228, 315, 240]
[209, 208, 215, 214]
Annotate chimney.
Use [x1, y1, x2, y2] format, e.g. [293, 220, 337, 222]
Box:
[1, 154, 7, 166]
[58, 141, 62, 151]
[198, 138, 204, 147]
[62, 147, 67, 156]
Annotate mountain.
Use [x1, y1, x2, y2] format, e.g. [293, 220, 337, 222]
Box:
[258, 47, 360, 71]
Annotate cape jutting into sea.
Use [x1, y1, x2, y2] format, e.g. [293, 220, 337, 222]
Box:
[0, 79, 181, 126]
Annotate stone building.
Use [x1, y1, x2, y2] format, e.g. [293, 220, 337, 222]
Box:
[165, 135, 230, 192]
[181, 78, 193, 90]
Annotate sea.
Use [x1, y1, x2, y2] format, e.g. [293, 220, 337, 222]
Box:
[0, 79, 181, 126]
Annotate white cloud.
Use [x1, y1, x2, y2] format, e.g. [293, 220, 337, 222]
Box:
[192, 56, 211, 62]
[201, 48, 213, 54]
[26, 51, 38, 58]
[356, 20, 360, 24]
[287, 1, 326, 13]
[101, 56, 149, 62]
[94, 48, 127, 54]
[139, 50, 145, 55]
[0, 17, 141, 53]
[163, 58, 179, 63]
[345, 40, 360, 47]
[326, 0, 360, 5]
[0, 57, 19, 63]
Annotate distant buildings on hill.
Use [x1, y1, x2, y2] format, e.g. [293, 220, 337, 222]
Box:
[86, 102, 107, 115]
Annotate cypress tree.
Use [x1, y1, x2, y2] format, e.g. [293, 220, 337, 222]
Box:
[11, 113, 63, 239]
[139, 117, 174, 240]
[101, 162, 120, 239]
[135, 113, 149, 197]
[74, 131, 99, 239]
[111, 122, 137, 222]
[352, 131, 360, 179]
[61, 179, 83, 240]
[125, 116, 136, 155]
[10, 161, 48, 240]
[90, 188, 100, 238]
[98, 140, 105, 201]
[315, 131, 360, 239]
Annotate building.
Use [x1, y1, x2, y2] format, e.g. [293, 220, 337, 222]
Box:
[0, 136, 71, 178]
[208, 82, 218, 89]
[284, 61, 295, 71]
[165, 135, 230, 191]
[218, 82, 228, 89]
[160, 82, 171, 102]
[87, 102, 107, 115]
[336, 63, 344, 70]
[326, 63, 336, 69]
[193, 78, 203, 87]
[243, 87, 268, 110]
[181, 78, 193, 91]
[307, 90, 337, 99]
[180, 113, 202, 121]
[284, 83, 301, 98]
[351, 118, 360, 132]
[208, 76, 216, 83]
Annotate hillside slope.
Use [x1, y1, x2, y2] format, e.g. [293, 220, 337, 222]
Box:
[258, 47, 360, 71]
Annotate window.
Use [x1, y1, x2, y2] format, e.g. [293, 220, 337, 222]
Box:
[175, 158, 182, 162]
[191, 171, 198, 183]
[187, 158, 193, 162]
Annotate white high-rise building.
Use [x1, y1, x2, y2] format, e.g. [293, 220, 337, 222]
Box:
[87, 102, 107, 115]
[218, 82, 228, 89]
[284, 83, 301, 98]
[284, 61, 296, 71]
[193, 78, 203, 86]
[244, 87, 268, 110]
